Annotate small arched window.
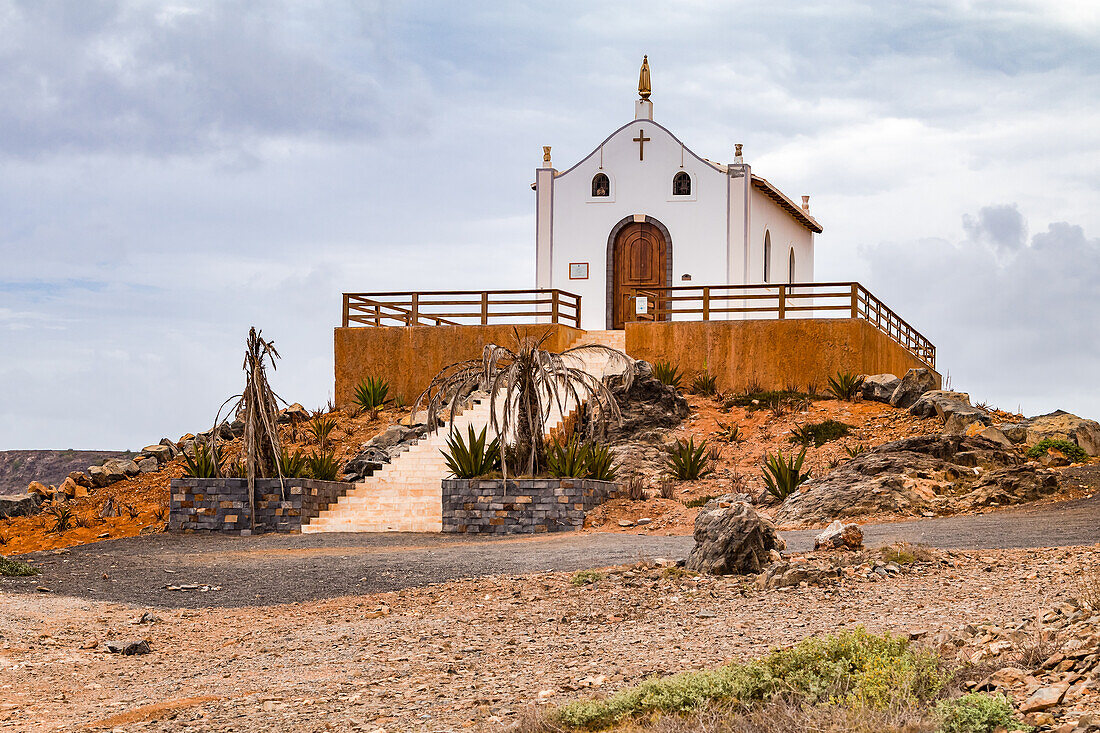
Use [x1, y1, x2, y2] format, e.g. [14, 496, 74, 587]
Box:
[591, 173, 610, 197]
[788, 248, 796, 282]
[672, 171, 691, 196]
[763, 231, 772, 282]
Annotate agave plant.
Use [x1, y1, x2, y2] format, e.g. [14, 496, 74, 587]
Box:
[308, 415, 338, 449]
[666, 436, 713, 480]
[690, 372, 718, 396]
[762, 447, 811, 501]
[546, 437, 591, 478]
[276, 447, 310, 478]
[308, 449, 341, 481]
[47, 505, 74, 534]
[442, 425, 501, 479]
[353, 376, 390, 411]
[827, 371, 864, 401]
[419, 328, 634, 478]
[182, 442, 223, 478]
[584, 442, 617, 481]
[844, 443, 868, 458]
[714, 421, 742, 443]
[653, 360, 683, 389]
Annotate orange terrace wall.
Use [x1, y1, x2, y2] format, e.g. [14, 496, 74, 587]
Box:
[334, 324, 584, 406]
[624, 318, 940, 393]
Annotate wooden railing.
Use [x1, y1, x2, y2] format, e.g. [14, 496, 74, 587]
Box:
[627, 282, 935, 368]
[342, 289, 582, 328]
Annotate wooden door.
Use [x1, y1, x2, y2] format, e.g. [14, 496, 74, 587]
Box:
[612, 222, 666, 329]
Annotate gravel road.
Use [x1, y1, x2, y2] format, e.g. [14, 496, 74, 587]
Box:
[5, 470, 1098, 609]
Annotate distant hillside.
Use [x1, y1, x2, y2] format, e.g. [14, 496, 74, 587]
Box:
[0, 450, 132, 494]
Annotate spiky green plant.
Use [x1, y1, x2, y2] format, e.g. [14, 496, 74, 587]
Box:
[277, 447, 310, 478]
[308, 449, 340, 481]
[308, 414, 338, 449]
[546, 438, 591, 478]
[714, 421, 742, 443]
[419, 328, 634, 479]
[762, 447, 811, 501]
[667, 436, 713, 480]
[182, 442, 223, 478]
[47, 505, 74, 534]
[584, 442, 618, 481]
[353, 376, 390, 411]
[845, 443, 868, 458]
[690, 373, 718, 396]
[827, 371, 864, 401]
[442, 425, 501, 479]
[653, 361, 683, 389]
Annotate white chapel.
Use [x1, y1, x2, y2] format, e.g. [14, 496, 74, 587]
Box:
[534, 56, 822, 331]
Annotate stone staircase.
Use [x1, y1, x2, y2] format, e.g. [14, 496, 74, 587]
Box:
[302, 331, 629, 533]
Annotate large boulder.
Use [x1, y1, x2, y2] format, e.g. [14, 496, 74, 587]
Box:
[685, 502, 780, 575]
[142, 444, 172, 464]
[889, 368, 938, 409]
[861, 374, 901, 403]
[158, 438, 181, 459]
[814, 520, 864, 550]
[772, 435, 1025, 526]
[27, 480, 51, 499]
[89, 463, 127, 488]
[909, 391, 972, 420]
[1024, 411, 1100, 457]
[605, 361, 690, 441]
[103, 458, 140, 477]
[0, 492, 42, 518]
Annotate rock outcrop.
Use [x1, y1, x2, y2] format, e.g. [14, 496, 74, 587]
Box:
[998, 410, 1100, 457]
[771, 435, 1054, 526]
[861, 374, 901, 403]
[606, 361, 690, 442]
[889, 368, 938, 409]
[685, 501, 781, 575]
[342, 424, 430, 482]
[0, 492, 42, 518]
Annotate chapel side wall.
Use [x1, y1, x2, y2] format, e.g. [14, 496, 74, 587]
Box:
[624, 319, 938, 392]
[334, 325, 584, 405]
[748, 187, 815, 284]
[548, 121, 730, 330]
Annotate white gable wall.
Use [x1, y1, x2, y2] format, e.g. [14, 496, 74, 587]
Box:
[748, 189, 815, 285]
[543, 120, 732, 331]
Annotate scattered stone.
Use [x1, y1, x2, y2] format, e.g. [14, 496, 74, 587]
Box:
[103, 458, 140, 477]
[89, 463, 127, 488]
[159, 438, 181, 458]
[135, 457, 158, 473]
[889, 368, 938, 409]
[142, 444, 172, 464]
[278, 403, 310, 423]
[1019, 682, 1070, 713]
[617, 519, 635, 528]
[685, 501, 780, 575]
[813, 520, 864, 550]
[908, 390, 972, 420]
[68, 471, 92, 488]
[27, 480, 51, 498]
[861, 373, 901, 403]
[105, 639, 151, 656]
[636, 517, 652, 525]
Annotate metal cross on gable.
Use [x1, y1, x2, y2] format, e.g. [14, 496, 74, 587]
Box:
[632, 128, 651, 160]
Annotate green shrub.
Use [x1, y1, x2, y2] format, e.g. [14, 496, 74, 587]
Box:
[827, 371, 864, 401]
[1027, 438, 1088, 464]
[570, 569, 604, 586]
[307, 450, 340, 481]
[553, 628, 950, 730]
[546, 438, 591, 478]
[690, 373, 718, 396]
[684, 494, 718, 508]
[442, 425, 501, 479]
[789, 419, 852, 447]
[276, 447, 310, 478]
[182, 442, 223, 478]
[353, 376, 390, 411]
[935, 692, 1029, 733]
[653, 361, 683, 389]
[762, 447, 811, 501]
[666, 437, 713, 480]
[724, 390, 817, 412]
[0, 557, 40, 577]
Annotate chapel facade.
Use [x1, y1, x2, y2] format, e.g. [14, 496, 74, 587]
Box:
[534, 56, 822, 331]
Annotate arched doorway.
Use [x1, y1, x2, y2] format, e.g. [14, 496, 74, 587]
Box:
[608, 218, 670, 329]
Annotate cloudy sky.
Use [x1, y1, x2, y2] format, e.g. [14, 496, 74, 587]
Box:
[2, 1, 1099, 449]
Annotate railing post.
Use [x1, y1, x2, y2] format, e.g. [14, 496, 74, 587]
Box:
[342, 296, 349, 327]
[481, 292, 488, 325]
[551, 290, 560, 324]
[778, 285, 786, 319]
[850, 283, 859, 319]
[574, 294, 581, 328]
[702, 287, 710, 321]
[374, 303, 380, 327]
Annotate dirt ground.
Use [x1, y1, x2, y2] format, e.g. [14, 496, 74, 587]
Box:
[2, 544, 1094, 732]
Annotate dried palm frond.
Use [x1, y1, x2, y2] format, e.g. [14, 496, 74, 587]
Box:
[416, 328, 634, 480]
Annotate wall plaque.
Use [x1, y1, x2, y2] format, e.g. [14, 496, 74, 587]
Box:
[568, 262, 589, 280]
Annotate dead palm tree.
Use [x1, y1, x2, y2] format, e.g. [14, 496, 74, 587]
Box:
[210, 327, 287, 530]
[417, 328, 634, 478]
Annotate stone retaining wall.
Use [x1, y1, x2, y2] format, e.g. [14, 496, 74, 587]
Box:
[442, 478, 617, 534]
[169, 478, 352, 535]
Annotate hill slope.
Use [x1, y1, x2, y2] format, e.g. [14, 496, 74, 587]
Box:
[0, 450, 131, 494]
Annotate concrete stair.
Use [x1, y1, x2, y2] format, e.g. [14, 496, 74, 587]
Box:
[302, 330, 629, 533]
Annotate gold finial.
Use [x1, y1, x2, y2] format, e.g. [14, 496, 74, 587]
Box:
[638, 55, 651, 100]
[542, 146, 551, 163]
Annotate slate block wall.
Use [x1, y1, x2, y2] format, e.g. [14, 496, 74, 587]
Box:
[442, 478, 617, 534]
[170, 478, 351, 535]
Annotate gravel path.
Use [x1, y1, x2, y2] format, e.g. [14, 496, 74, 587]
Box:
[5, 473, 1098, 609]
